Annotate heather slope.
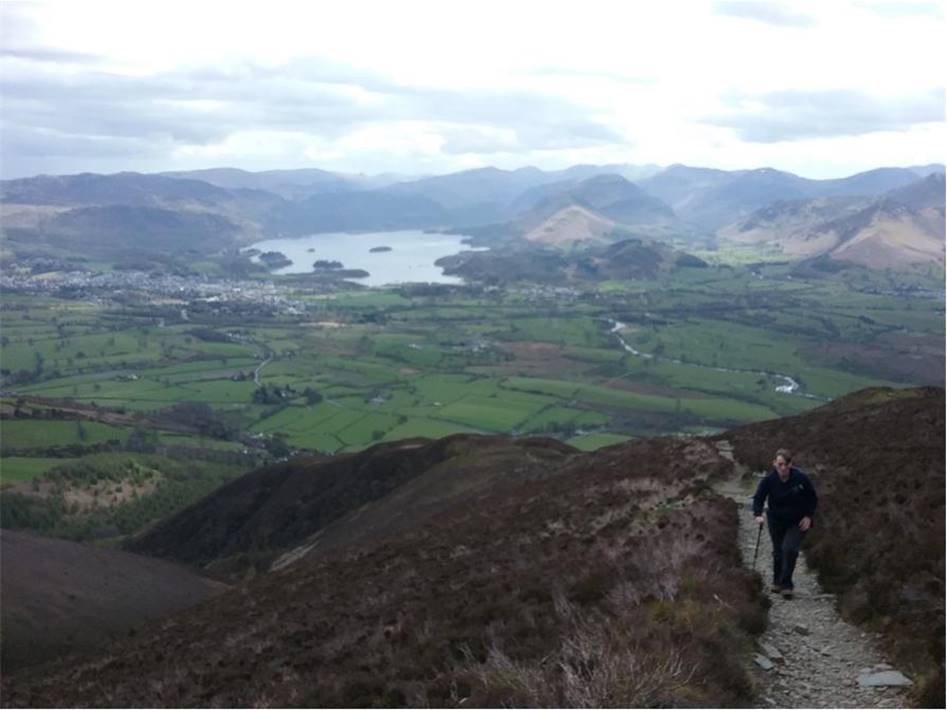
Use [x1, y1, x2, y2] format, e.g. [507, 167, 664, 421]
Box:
[2, 388, 942, 708]
[126, 435, 577, 579]
[3, 437, 765, 708]
[717, 386, 945, 706]
[0, 530, 229, 671]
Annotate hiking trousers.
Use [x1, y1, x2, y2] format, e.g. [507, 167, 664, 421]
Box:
[767, 516, 806, 589]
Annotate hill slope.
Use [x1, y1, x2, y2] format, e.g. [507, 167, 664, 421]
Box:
[127, 435, 577, 579]
[3, 436, 763, 708]
[0, 172, 282, 256]
[0, 530, 228, 671]
[718, 386, 945, 706]
[639, 164, 944, 231]
[719, 173, 946, 268]
[2, 387, 942, 707]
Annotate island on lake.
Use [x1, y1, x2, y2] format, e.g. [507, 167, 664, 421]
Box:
[258, 251, 292, 269]
[313, 260, 344, 270]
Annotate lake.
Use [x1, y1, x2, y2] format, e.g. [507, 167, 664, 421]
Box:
[246, 230, 484, 286]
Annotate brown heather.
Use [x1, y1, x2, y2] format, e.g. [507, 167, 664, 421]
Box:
[3, 386, 940, 708]
[2, 436, 765, 708]
[720, 386, 945, 707]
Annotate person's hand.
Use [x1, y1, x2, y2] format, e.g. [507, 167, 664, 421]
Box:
[799, 516, 811, 531]
[754, 516, 765, 525]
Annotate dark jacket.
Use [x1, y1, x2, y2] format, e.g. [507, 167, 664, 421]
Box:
[752, 467, 818, 523]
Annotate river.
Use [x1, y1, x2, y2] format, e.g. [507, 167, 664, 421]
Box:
[608, 320, 825, 400]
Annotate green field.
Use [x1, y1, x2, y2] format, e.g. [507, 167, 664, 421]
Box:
[0, 457, 80, 485]
[1, 420, 128, 449]
[1, 263, 941, 460]
[566, 432, 633, 451]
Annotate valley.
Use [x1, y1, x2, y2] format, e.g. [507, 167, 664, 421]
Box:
[1, 254, 941, 548]
[3, 0, 945, 704]
[0, 161, 943, 708]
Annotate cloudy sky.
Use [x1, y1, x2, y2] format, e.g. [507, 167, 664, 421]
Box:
[1, 0, 944, 179]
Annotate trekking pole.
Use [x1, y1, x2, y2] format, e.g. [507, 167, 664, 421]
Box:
[752, 509, 765, 570]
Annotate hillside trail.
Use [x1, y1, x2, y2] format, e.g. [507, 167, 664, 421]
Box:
[711, 440, 912, 708]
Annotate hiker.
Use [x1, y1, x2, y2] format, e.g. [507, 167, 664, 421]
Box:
[752, 448, 818, 599]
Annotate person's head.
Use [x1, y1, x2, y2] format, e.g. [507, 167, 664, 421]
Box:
[774, 449, 793, 479]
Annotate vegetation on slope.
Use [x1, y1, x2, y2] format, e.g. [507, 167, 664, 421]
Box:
[721, 386, 945, 706]
[2, 437, 766, 708]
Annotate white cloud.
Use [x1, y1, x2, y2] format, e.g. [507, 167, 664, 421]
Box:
[1, 0, 943, 179]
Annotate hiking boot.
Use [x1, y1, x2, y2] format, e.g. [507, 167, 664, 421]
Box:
[770, 583, 783, 593]
[781, 588, 794, 599]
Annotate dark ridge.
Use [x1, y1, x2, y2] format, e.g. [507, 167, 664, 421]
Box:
[126, 434, 577, 579]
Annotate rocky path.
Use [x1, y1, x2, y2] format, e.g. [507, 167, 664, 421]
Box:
[713, 441, 913, 708]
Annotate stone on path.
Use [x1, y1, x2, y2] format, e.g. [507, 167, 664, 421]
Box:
[717, 470, 910, 708]
[857, 670, 913, 687]
[758, 641, 784, 663]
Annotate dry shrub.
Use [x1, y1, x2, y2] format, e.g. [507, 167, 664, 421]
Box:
[464, 603, 695, 708]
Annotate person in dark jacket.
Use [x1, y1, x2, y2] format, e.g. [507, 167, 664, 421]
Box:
[752, 448, 818, 599]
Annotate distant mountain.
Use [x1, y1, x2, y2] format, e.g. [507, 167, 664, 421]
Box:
[161, 167, 356, 200]
[882, 170, 947, 210]
[0, 171, 282, 257]
[1, 529, 227, 671]
[2, 163, 941, 263]
[824, 174, 945, 268]
[908, 163, 946, 177]
[3, 205, 246, 257]
[547, 162, 663, 183]
[377, 166, 666, 226]
[719, 173, 946, 268]
[635, 164, 734, 216]
[816, 166, 940, 197]
[542, 174, 674, 224]
[268, 189, 450, 235]
[638, 164, 944, 231]
[377, 167, 554, 224]
[1, 171, 240, 207]
[493, 174, 679, 246]
[523, 205, 616, 245]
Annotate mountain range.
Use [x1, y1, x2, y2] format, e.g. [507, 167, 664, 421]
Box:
[2, 386, 943, 707]
[720, 173, 946, 268]
[1, 162, 943, 270]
